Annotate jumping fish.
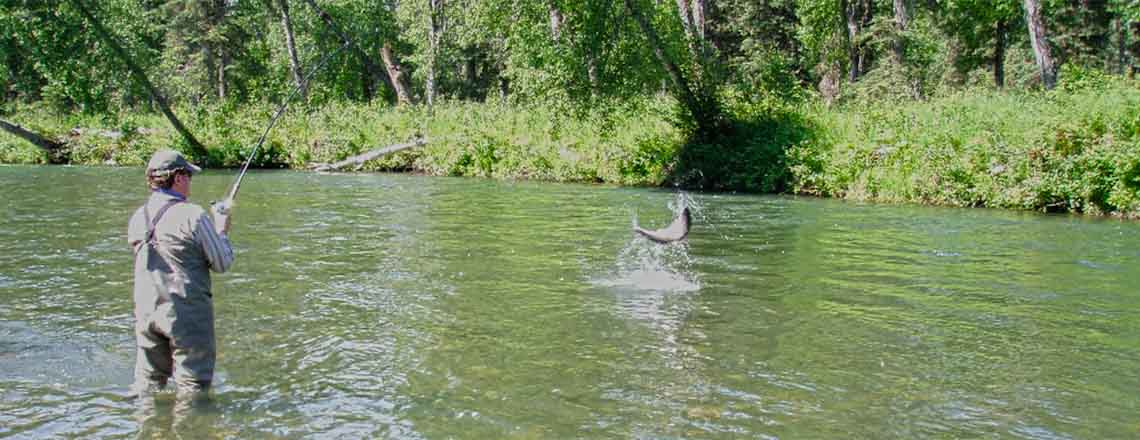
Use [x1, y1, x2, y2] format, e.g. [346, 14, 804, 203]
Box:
[633, 207, 691, 243]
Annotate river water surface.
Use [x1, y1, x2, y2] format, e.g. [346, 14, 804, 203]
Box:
[1, 165, 1138, 439]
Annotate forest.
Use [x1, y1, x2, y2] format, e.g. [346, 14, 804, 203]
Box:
[2, 0, 1139, 215]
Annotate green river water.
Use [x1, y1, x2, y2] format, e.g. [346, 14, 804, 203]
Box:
[1, 165, 1138, 439]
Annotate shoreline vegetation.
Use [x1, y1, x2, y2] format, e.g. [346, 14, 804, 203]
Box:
[4, 0, 1139, 218]
[3, 78, 1138, 218]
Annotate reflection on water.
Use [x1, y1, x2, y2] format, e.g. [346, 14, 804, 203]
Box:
[2, 166, 1140, 439]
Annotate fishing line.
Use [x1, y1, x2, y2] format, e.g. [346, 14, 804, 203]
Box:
[212, 41, 350, 214]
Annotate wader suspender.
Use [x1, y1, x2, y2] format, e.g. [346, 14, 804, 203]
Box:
[144, 199, 182, 246]
[141, 199, 182, 303]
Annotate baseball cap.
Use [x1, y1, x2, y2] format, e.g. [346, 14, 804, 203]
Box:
[146, 149, 202, 176]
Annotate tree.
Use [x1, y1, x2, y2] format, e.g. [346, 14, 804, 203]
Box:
[68, 0, 207, 157]
[1049, 0, 1113, 69]
[891, 0, 909, 67]
[302, 0, 385, 101]
[845, 0, 873, 81]
[1111, 0, 1139, 76]
[1023, 0, 1058, 89]
[277, 0, 308, 99]
[0, 117, 65, 162]
[623, 0, 723, 136]
[425, 0, 445, 107]
[380, 41, 413, 104]
[0, 0, 160, 109]
[940, 0, 1022, 89]
[162, 0, 231, 101]
[707, 0, 807, 101]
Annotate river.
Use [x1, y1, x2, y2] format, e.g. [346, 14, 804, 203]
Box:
[1, 165, 1138, 439]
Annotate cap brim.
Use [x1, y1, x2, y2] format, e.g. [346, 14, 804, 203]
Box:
[186, 163, 202, 174]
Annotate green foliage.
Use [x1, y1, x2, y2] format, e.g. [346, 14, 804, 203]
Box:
[728, 43, 810, 104]
[0, 0, 159, 111]
[2, 0, 1140, 218]
[789, 80, 1140, 216]
[794, 0, 844, 68]
[1057, 64, 1117, 92]
[0, 98, 680, 184]
[668, 93, 817, 192]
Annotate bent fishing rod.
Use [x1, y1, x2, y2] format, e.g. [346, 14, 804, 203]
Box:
[212, 42, 348, 215]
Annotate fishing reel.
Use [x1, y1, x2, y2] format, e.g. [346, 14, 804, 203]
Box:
[210, 198, 233, 216]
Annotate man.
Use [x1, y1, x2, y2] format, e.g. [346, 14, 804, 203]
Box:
[127, 150, 233, 396]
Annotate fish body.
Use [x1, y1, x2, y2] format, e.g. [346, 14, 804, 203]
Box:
[634, 207, 691, 243]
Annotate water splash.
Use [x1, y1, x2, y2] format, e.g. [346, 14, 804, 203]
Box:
[595, 214, 700, 292]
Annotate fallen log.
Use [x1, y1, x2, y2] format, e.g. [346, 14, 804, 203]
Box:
[310, 137, 427, 172]
[67, 127, 159, 138]
[0, 118, 68, 162]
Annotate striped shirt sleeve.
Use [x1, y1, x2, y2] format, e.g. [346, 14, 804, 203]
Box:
[195, 212, 234, 273]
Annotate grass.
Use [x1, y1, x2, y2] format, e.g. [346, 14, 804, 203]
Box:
[3, 74, 1139, 217]
[0, 98, 684, 186]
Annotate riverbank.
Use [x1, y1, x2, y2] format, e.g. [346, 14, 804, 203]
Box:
[3, 79, 1138, 216]
[0, 99, 683, 186]
[793, 79, 1140, 217]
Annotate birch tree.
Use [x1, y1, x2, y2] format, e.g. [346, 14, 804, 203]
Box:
[277, 0, 308, 98]
[1023, 0, 1057, 89]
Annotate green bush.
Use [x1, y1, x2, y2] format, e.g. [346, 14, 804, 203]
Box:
[789, 78, 1140, 217]
[666, 93, 818, 192]
[3, 81, 1139, 217]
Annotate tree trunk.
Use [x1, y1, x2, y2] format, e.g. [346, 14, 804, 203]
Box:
[843, 0, 869, 81]
[674, 0, 700, 60]
[380, 42, 413, 105]
[674, 0, 695, 41]
[1131, 20, 1140, 78]
[426, 0, 444, 107]
[210, 0, 227, 100]
[945, 41, 966, 87]
[301, 0, 382, 101]
[203, 44, 217, 102]
[0, 118, 66, 162]
[218, 46, 228, 100]
[691, 0, 706, 41]
[278, 0, 308, 99]
[463, 55, 477, 99]
[628, 0, 696, 109]
[587, 55, 600, 98]
[1115, 17, 1126, 75]
[859, 0, 872, 74]
[310, 137, 427, 171]
[624, 0, 717, 132]
[548, 2, 563, 41]
[994, 19, 1007, 89]
[891, 0, 908, 66]
[67, 0, 207, 158]
[1023, 0, 1057, 90]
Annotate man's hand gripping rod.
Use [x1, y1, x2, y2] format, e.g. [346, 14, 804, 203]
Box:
[211, 43, 347, 216]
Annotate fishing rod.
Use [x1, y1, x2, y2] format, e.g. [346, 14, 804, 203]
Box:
[212, 42, 348, 215]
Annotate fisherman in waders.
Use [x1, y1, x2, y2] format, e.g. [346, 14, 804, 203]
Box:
[127, 150, 233, 397]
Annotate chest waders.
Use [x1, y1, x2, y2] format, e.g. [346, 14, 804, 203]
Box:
[141, 199, 182, 304]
